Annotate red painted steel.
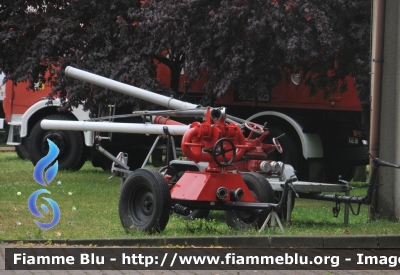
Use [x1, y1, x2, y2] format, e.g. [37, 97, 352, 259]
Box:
[170, 171, 258, 202]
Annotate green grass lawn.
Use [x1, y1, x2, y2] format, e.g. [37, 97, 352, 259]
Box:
[1, 151, 399, 241]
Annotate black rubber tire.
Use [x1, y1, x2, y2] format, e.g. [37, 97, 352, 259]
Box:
[151, 149, 165, 167]
[28, 114, 87, 171]
[0, 130, 7, 143]
[264, 127, 308, 180]
[91, 145, 150, 172]
[126, 148, 150, 170]
[325, 165, 354, 183]
[90, 145, 114, 171]
[225, 172, 275, 230]
[352, 165, 367, 182]
[15, 138, 30, 160]
[119, 168, 171, 233]
[324, 145, 369, 182]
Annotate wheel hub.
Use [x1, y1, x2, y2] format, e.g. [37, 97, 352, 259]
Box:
[140, 192, 154, 216]
[42, 131, 67, 156]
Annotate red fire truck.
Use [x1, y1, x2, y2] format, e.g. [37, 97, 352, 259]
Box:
[0, 74, 91, 171]
[158, 64, 369, 182]
[0, 66, 368, 182]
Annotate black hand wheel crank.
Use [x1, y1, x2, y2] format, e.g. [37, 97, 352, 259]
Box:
[212, 138, 236, 167]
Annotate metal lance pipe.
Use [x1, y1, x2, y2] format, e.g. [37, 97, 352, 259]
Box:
[152, 107, 225, 119]
[64, 66, 241, 125]
[65, 66, 199, 110]
[41, 120, 189, 136]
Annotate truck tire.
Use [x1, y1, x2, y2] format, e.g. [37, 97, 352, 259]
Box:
[90, 145, 113, 171]
[28, 114, 87, 171]
[15, 138, 30, 160]
[0, 130, 7, 143]
[225, 172, 275, 230]
[353, 165, 367, 182]
[324, 145, 369, 182]
[264, 127, 308, 180]
[91, 139, 151, 172]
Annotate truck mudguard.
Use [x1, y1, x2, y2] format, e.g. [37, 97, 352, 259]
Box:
[246, 111, 323, 159]
[20, 98, 93, 146]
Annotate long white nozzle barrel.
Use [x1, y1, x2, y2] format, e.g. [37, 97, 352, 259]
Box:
[41, 120, 189, 136]
[65, 66, 244, 125]
[65, 66, 199, 110]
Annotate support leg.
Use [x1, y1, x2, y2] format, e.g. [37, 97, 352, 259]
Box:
[259, 211, 285, 233]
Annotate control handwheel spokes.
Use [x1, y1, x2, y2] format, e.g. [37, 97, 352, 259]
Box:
[212, 138, 236, 167]
[244, 121, 264, 135]
[272, 137, 283, 153]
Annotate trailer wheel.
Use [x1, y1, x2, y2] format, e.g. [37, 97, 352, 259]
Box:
[15, 138, 30, 160]
[119, 168, 171, 233]
[28, 114, 87, 171]
[225, 172, 275, 230]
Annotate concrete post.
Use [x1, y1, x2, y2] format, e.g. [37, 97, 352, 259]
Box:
[377, 0, 400, 219]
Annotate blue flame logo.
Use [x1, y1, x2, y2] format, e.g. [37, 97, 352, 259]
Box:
[33, 139, 59, 186]
[28, 189, 60, 229]
[28, 139, 61, 229]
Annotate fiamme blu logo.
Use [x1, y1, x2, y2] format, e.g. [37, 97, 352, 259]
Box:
[28, 139, 61, 229]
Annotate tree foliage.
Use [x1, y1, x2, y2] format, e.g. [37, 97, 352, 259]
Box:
[134, 0, 371, 104]
[0, 0, 371, 114]
[0, 0, 164, 112]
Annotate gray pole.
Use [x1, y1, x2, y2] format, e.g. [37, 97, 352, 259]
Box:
[369, 0, 385, 218]
[377, 0, 400, 219]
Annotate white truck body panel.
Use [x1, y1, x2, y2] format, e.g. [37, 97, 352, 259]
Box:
[7, 98, 93, 146]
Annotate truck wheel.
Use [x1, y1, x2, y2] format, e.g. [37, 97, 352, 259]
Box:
[325, 165, 354, 183]
[15, 138, 30, 160]
[28, 114, 87, 171]
[91, 145, 149, 172]
[90, 146, 112, 171]
[119, 168, 171, 233]
[324, 145, 369, 182]
[264, 127, 308, 180]
[0, 130, 7, 143]
[353, 165, 367, 182]
[225, 172, 275, 230]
